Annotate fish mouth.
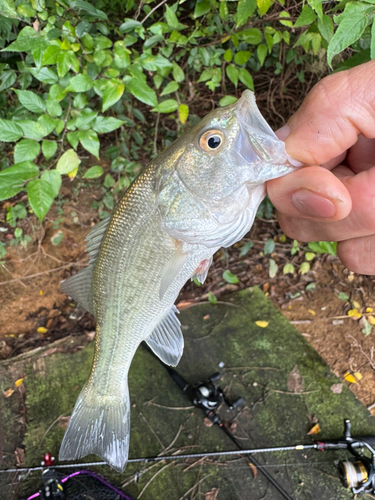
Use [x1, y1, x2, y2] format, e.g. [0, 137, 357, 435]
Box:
[235, 90, 302, 184]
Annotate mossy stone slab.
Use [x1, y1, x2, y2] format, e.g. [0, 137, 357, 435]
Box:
[1, 287, 375, 500]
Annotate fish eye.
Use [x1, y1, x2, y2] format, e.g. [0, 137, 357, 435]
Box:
[199, 130, 225, 152]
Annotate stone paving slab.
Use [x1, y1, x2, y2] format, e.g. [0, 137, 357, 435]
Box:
[1, 287, 375, 500]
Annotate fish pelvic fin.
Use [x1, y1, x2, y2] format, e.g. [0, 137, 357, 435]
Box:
[59, 384, 130, 472]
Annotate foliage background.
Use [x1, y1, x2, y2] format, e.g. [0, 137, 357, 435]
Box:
[0, 0, 374, 261]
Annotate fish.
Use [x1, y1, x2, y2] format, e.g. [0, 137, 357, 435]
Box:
[59, 90, 301, 472]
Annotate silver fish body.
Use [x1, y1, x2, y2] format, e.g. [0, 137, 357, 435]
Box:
[59, 90, 301, 471]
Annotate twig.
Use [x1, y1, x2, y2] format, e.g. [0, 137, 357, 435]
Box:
[178, 474, 212, 500]
[141, 0, 168, 24]
[139, 412, 165, 450]
[268, 389, 319, 396]
[0, 261, 86, 286]
[144, 401, 194, 411]
[137, 460, 176, 499]
[153, 112, 160, 156]
[160, 425, 184, 456]
[39, 412, 70, 447]
[347, 335, 375, 370]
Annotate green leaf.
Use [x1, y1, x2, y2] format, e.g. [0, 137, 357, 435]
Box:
[308, 241, 337, 255]
[327, 2, 373, 67]
[371, 19, 375, 59]
[219, 95, 238, 106]
[17, 120, 47, 141]
[0, 162, 39, 201]
[93, 116, 124, 134]
[0, 119, 23, 142]
[165, 4, 186, 30]
[208, 291, 217, 304]
[269, 258, 278, 278]
[57, 51, 79, 78]
[0, 70, 16, 91]
[119, 18, 142, 33]
[362, 317, 372, 336]
[257, 44, 267, 66]
[264, 238, 275, 254]
[236, 0, 257, 27]
[49, 84, 65, 102]
[38, 114, 57, 136]
[29, 67, 58, 84]
[153, 99, 179, 113]
[300, 262, 310, 275]
[41, 170, 61, 198]
[70, 0, 107, 20]
[223, 49, 232, 62]
[66, 74, 93, 92]
[178, 104, 189, 124]
[161, 81, 179, 96]
[113, 41, 130, 69]
[294, 5, 316, 27]
[240, 28, 262, 44]
[46, 98, 63, 117]
[95, 35, 112, 50]
[257, 0, 271, 16]
[283, 263, 294, 275]
[234, 50, 251, 65]
[27, 178, 55, 222]
[223, 269, 239, 284]
[337, 292, 349, 301]
[305, 252, 316, 261]
[240, 241, 254, 256]
[14, 139, 40, 163]
[194, 0, 211, 18]
[279, 11, 293, 27]
[14, 89, 46, 114]
[307, 0, 323, 21]
[76, 109, 98, 130]
[67, 131, 80, 149]
[5, 26, 48, 52]
[127, 78, 158, 107]
[226, 65, 239, 86]
[0, 0, 17, 18]
[56, 149, 81, 175]
[79, 129, 100, 159]
[306, 282, 316, 291]
[318, 14, 333, 43]
[83, 166, 104, 179]
[172, 61, 185, 82]
[42, 45, 61, 66]
[102, 79, 124, 112]
[104, 173, 115, 188]
[239, 68, 254, 90]
[42, 140, 57, 160]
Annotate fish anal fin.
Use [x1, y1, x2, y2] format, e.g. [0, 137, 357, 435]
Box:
[159, 244, 188, 300]
[191, 257, 213, 285]
[146, 305, 184, 366]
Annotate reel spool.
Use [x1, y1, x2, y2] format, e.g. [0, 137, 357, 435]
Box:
[338, 459, 370, 489]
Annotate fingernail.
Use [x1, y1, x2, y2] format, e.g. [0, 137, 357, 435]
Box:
[292, 189, 337, 218]
[275, 124, 291, 141]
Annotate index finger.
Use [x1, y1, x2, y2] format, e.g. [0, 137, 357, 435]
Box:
[279, 60, 375, 166]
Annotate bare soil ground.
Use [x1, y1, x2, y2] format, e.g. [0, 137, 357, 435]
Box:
[1, 181, 375, 418]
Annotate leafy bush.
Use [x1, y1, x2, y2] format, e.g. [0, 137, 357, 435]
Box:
[0, 0, 374, 227]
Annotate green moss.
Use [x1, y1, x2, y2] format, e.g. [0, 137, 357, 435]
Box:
[1, 287, 375, 499]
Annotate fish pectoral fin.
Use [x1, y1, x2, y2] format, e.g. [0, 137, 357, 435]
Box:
[146, 305, 184, 366]
[159, 246, 188, 300]
[191, 257, 213, 285]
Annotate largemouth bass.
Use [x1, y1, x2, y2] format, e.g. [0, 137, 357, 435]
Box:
[59, 90, 301, 472]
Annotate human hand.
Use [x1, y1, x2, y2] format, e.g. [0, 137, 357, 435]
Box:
[267, 60, 375, 275]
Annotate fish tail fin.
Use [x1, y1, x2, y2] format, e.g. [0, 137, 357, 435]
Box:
[59, 383, 130, 472]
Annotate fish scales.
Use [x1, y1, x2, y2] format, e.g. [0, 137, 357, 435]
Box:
[59, 90, 301, 471]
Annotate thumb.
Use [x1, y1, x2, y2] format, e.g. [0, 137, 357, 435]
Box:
[277, 60, 375, 166]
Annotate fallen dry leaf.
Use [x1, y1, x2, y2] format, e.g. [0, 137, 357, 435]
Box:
[37, 327, 48, 334]
[330, 383, 343, 394]
[15, 378, 24, 388]
[203, 314, 210, 320]
[368, 315, 375, 326]
[287, 365, 304, 394]
[366, 307, 373, 313]
[249, 462, 257, 478]
[308, 309, 316, 316]
[352, 300, 361, 310]
[58, 416, 71, 429]
[205, 488, 219, 500]
[347, 308, 361, 319]
[255, 320, 268, 328]
[3, 388, 14, 398]
[176, 301, 193, 310]
[307, 423, 321, 435]
[203, 417, 213, 427]
[344, 371, 362, 384]
[15, 447, 25, 466]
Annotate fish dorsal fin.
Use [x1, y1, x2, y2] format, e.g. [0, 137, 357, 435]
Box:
[61, 215, 111, 315]
[146, 306, 184, 366]
[159, 245, 188, 300]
